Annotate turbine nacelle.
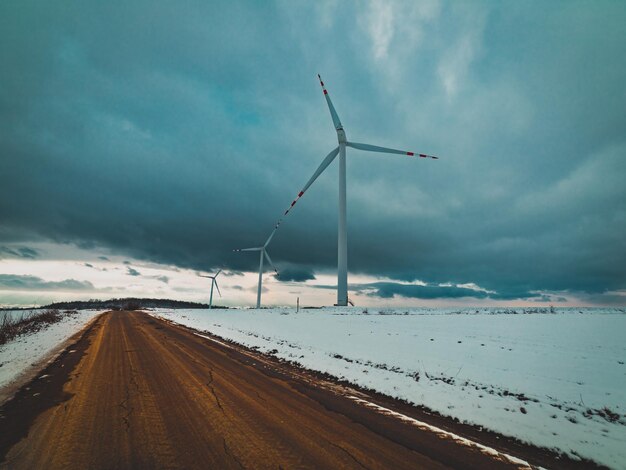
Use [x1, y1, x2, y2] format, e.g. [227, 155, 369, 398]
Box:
[336, 128, 347, 144]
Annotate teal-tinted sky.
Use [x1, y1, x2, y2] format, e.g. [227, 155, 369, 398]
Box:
[1, 1, 625, 305]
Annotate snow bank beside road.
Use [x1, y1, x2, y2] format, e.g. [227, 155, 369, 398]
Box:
[0, 310, 103, 401]
[151, 307, 626, 469]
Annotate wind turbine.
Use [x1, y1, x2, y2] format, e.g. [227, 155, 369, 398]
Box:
[198, 270, 222, 309]
[282, 74, 438, 306]
[234, 228, 279, 308]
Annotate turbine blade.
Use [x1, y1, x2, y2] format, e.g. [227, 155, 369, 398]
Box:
[214, 279, 222, 297]
[264, 250, 279, 277]
[264, 226, 277, 248]
[318, 74, 343, 130]
[347, 141, 438, 159]
[233, 247, 262, 252]
[271, 218, 284, 238]
[215, 269, 222, 277]
[284, 146, 339, 216]
[198, 274, 211, 278]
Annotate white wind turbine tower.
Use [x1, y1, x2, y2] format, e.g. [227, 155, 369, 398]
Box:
[282, 75, 439, 306]
[198, 270, 222, 309]
[234, 228, 279, 308]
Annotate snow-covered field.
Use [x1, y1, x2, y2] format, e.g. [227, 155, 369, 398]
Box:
[151, 307, 626, 469]
[0, 309, 102, 399]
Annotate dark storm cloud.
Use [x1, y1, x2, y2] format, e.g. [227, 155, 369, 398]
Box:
[0, 274, 95, 291]
[577, 293, 626, 307]
[85, 262, 108, 272]
[360, 283, 499, 300]
[221, 270, 245, 277]
[0, 1, 625, 302]
[530, 295, 567, 304]
[126, 267, 141, 277]
[0, 246, 39, 259]
[315, 281, 538, 301]
[276, 267, 316, 283]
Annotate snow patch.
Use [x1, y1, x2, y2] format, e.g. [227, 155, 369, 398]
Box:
[0, 309, 103, 402]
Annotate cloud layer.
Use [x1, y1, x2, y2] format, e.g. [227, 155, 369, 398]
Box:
[0, 274, 95, 291]
[1, 1, 625, 303]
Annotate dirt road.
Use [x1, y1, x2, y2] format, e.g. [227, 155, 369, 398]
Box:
[0, 311, 558, 469]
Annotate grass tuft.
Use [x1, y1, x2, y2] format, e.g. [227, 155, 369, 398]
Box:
[0, 309, 65, 345]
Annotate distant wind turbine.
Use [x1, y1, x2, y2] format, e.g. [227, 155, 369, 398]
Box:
[282, 74, 439, 306]
[198, 270, 222, 309]
[234, 228, 279, 308]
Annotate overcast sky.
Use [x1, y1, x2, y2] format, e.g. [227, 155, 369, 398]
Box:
[1, 1, 625, 307]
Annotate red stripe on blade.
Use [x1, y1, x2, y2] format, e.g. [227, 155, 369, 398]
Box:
[298, 191, 304, 197]
[407, 152, 414, 156]
[323, 90, 327, 95]
[419, 154, 428, 158]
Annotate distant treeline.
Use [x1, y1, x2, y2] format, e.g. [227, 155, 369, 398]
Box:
[28, 298, 226, 311]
